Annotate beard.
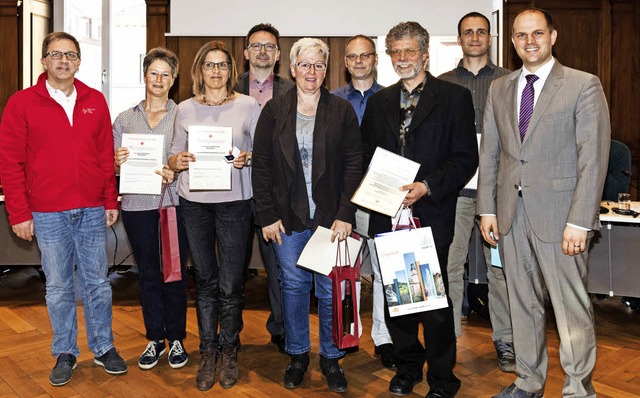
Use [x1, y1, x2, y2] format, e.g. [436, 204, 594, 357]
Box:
[393, 61, 424, 80]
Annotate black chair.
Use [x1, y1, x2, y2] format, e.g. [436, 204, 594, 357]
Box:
[602, 139, 631, 202]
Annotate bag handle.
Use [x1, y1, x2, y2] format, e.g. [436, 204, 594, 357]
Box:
[335, 239, 351, 268]
[391, 205, 418, 231]
[158, 181, 175, 209]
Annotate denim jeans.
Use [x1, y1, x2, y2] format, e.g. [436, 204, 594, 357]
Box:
[122, 207, 188, 342]
[179, 197, 251, 351]
[33, 207, 114, 358]
[273, 229, 344, 359]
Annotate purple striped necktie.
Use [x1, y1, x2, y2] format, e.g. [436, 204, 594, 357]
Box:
[519, 74, 539, 142]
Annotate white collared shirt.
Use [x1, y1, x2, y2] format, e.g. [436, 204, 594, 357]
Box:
[515, 57, 555, 117]
[46, 80, 77, 126]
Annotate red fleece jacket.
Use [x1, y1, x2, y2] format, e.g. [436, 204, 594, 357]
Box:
[0, 72, 117, 226]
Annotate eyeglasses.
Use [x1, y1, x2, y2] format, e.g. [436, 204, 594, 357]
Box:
[346, 52, 376, 61]
[46, 51, 80, 61]
[388, 48, 421, 59]
[202, 61, 231, 71]
[296, 62, 327, 72]
[247, 43, 278, 52]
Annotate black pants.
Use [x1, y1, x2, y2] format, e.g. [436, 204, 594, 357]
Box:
[122, 208, 188, 342]
[384, 245, 461, 394]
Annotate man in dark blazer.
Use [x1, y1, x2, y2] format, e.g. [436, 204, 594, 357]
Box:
[361, 21, 478, 398]
[238, 23, 294, 353]
[477, 8, 610, 398]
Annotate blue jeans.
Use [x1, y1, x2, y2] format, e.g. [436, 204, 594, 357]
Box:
[33, 207, 114, 358]
[179, 197, 251, 351]
[273, 229, 344, 359]
[122, 208, 188, 342]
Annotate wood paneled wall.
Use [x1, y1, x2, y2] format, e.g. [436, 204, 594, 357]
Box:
[504, 0, 640, 197]
[0, 0, 22, 118]
[163, 36, 349, 104]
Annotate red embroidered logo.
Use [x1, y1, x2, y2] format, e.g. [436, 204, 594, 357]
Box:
[82, 108, 96, 114]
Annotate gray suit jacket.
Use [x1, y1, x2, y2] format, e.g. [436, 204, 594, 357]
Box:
[477, 60, 611, 243]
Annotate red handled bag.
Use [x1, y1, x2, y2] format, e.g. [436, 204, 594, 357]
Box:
[330, 236, 362, 349]
[159, 182, 181, 283]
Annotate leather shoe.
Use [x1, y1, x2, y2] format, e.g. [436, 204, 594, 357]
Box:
[284, 353, 309, 389]
[374, 343, 398, 370]
[195, 349, 218, 391]
[426, 387, 456, 398]
[389, 373, 421, 396]
[271, 333, 286, 353]
[218, 345, 238, 389]
[493, 383, 543, 398]
[320, 355, 348, 393]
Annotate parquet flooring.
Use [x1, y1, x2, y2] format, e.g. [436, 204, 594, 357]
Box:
[0, 267, 638, 397]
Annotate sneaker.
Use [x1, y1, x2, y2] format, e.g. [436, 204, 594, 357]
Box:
[49, 353, 77, 386]
[493, 383, 543, 398]
[94, 347, 128, 375]
[319, 355, 348, 393]
[138, 340, 166, 370]
[494, 340, 516, 373]
[168, 340, 188, 369]
[284, 352, 309, 389]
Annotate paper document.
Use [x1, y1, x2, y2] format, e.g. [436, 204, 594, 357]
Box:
[351, 147, 421, 217]
[297, 226, 363, 276]
[119, 133, 164, 195]
[463, 133, 482, 190]
[188, 125, 232, 190]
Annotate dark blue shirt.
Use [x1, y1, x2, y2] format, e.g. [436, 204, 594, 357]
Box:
[331, 80, 383, 125]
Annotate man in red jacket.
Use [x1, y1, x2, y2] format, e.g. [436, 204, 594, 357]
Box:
[0, 32, 127, 386]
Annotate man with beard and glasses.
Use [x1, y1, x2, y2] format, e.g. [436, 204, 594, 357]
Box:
[361, 21, 477, 398]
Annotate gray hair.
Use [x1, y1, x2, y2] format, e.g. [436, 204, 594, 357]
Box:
[385, 21, 430, 55]
[289, 38, 329, 65]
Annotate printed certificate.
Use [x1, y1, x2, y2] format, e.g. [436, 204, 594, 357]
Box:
[351, 147, 420, 217]
[119, 133, 164, 195]
[188, 125, 232, 190]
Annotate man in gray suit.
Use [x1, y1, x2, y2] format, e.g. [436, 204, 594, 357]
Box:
[477, 8, 610, 398]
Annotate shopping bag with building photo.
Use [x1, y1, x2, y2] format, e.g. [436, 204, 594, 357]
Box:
[374, 226, 448, 317]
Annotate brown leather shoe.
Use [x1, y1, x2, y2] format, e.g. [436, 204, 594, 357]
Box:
[219, 345, 238, 389]
[196, 349, 218, 391]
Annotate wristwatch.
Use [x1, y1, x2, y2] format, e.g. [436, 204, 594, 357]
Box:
[422, 180, 431, 196]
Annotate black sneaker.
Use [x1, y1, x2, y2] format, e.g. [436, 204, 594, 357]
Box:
[49, 353, 77, 386]
[494, 340, 516, 373]
[138, 340, 166, 370]
[284, 352, 309, 389]
[94, 347, 128, 375]
[319, 355, 348, 393]
[168, 340, 188, 369]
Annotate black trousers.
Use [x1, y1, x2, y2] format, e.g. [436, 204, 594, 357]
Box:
[384, 244, 461, 394]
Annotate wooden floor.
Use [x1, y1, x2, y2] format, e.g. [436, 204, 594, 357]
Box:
[0, 267, 638, 398]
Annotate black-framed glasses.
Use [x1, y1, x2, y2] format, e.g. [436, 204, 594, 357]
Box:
[296, 62, 327, 72]
[247, 43, 278, 52]
[388, 48, 421, 59]
[46, 51, 80, 61]
[202, 61, 231, 71]
[346, 52, 376, 61]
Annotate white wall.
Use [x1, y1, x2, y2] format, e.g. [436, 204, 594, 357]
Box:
[169, 0, 493, 37]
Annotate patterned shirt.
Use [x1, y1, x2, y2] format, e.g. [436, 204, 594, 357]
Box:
[399, 78, 426, 156]
[113, 100, 180, 211]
